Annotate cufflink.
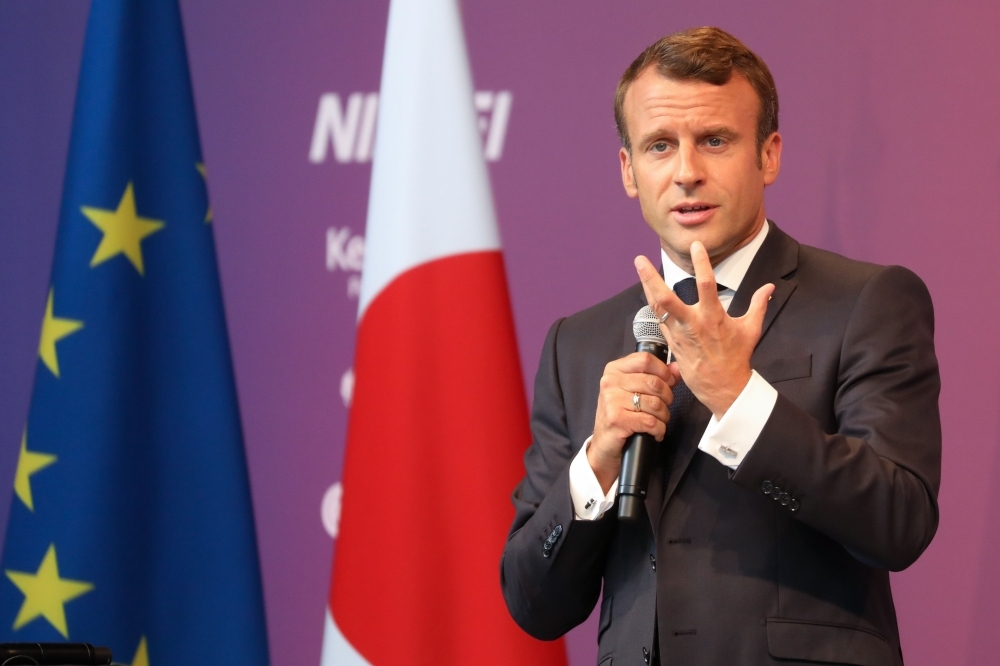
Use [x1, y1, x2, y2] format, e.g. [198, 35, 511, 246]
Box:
[719, 443, 738, 457]
[584, 498, 595, 510]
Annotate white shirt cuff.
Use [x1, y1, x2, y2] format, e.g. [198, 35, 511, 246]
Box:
[698, 370, 778, 469]
[569, 436, 618, 520]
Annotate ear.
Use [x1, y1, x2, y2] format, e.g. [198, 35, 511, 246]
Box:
[620, 147, 638, 198]
[761, 132, 782, 186]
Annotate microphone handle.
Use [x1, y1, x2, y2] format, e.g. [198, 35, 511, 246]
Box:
[618, 339, 670, 520]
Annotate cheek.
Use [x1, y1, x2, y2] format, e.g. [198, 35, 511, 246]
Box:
[725, 167, 763, 207]
[636, 172, 668, 206]
[640, 160, 674, 189]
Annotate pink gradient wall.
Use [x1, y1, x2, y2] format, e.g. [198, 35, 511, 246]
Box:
[2, 1, 999, 664]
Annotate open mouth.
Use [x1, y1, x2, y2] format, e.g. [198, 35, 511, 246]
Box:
[671, 204, 717, 225]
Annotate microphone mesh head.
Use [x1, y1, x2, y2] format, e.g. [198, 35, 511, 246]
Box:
[633, 305, 667, 344]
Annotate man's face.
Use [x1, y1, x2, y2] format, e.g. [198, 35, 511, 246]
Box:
[619, 67, 781, 270]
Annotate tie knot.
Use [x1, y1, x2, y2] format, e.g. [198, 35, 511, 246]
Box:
[673, 277, 700, 305]
[672, 277, 726, 305]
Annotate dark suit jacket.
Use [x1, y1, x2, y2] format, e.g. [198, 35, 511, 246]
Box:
[500, 222, 941, 666]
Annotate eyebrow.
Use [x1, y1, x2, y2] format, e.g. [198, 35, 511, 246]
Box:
[700, 126, 739, 139]
[636, 125, 740, 149]
[637, 129, 676, 148]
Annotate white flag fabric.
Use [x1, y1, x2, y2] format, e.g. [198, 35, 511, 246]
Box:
[355, 0, 499, 320]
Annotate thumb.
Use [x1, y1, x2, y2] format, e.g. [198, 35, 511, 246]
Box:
[667, 361, 683, 387]
[742, 283, 775, 334]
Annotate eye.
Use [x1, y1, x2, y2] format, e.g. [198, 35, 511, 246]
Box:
[706, 137, 726, 148]
[650, 141, 668, 152]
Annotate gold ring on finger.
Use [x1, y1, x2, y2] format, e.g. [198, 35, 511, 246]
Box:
[633, 392, 641, 412]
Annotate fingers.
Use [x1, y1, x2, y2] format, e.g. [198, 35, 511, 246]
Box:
[621, 411, 668, 442]
[690, 241, 723, 311]
[599, 398, 668, 441]
[614, 379, 673, 423]
[590, 390, 667, 486]
[599, 361, 674, 423]
[609, 351, 677, 386]
[594, 352, 675, 451]
[740, 282, 775, 334]
[634, 255, 688, 322]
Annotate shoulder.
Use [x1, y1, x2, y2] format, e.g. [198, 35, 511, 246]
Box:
[791, 237, 931, 307]
[534, 282, 642, 384]
[548, 282, 642, 350]
[765, 222, 926, 291]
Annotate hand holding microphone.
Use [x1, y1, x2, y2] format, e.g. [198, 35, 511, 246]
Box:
[588, 310, 678, 513]
[616, 306, 673, 519]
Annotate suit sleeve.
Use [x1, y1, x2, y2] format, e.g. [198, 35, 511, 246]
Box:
[500, 318, 616, 640]
[733, 265, 941, 571]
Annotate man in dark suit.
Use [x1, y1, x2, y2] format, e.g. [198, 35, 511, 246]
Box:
[500, 27, 940, 666]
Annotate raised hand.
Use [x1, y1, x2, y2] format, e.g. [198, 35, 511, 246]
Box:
[634, 241, 774, 419]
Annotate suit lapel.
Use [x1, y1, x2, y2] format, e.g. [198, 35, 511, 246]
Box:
[727, 220, 799, 338]
[656, 221, 800, 513]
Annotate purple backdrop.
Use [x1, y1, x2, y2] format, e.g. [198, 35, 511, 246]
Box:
[2, 1, 999, 665]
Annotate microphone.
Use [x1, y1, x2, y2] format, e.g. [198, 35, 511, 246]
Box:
[618, 305, 670, 520]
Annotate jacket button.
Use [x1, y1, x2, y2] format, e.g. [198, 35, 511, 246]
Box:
[643, 646, 650, 664]
[780, 492, 790, 506]
[771, 486, 782, 500]
[789, 498, 800, 512]
[649, 554, 656, 571]
[761, 480, 773, 495]
[553, 524, 563, 537]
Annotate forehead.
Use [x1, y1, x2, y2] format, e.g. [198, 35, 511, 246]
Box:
[623, 67, 759, 137]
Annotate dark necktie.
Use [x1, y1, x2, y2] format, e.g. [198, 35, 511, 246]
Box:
[667, 277, 726, 425]
[651, 275, 724, 666]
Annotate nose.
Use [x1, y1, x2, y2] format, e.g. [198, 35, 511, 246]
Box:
[673, 142, 705, 191]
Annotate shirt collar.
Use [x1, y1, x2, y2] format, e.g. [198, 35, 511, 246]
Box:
[659, 220, 769, 292]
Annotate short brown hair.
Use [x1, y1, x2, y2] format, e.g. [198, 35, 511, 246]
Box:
[614, 27, 779, 159]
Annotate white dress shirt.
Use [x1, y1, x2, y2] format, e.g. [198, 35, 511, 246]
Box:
[569, 222, 779, 520]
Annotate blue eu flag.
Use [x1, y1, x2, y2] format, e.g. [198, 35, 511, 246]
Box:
[0, 1, 270, 663]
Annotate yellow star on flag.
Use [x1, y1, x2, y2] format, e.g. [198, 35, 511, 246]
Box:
[196, 163, 212, 223]
[131, 636, 149, 666]
[81, 182, 165, 275]
[38, 289, 83, 378]
[5, 544, 94, 638]
[13, 430, 56, 511]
